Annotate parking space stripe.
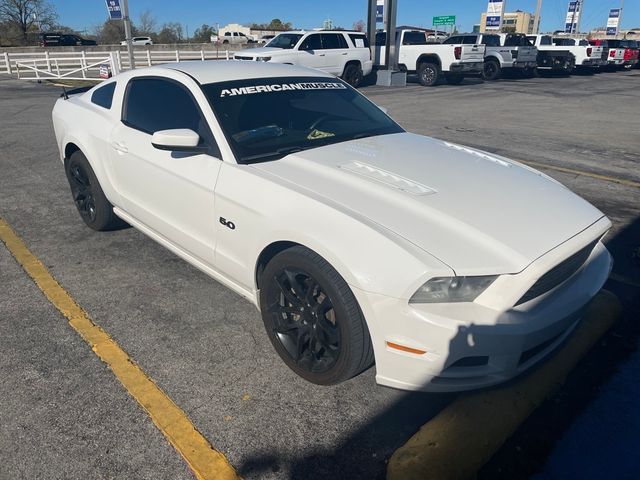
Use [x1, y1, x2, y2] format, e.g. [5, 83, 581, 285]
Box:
[519, 159, 640, 189]
[0, 218, 239, 480]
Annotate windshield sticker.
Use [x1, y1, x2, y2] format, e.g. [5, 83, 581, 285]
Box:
[307, 129, 335, 141]
[220, 82, 346, 97]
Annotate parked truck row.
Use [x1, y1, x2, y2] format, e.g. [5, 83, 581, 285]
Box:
[233, 28, 640, 88]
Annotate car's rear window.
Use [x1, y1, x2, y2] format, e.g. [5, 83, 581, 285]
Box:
[402, 31, 427, 45]
[91, 82, 116, 109]
[348, 33, 369, 48]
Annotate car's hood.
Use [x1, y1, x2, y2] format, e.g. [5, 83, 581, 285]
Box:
[235, 47, 288, 56]
[252, 133, 604, 274]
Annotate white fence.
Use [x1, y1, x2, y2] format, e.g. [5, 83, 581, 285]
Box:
[1, 49, 232, 81]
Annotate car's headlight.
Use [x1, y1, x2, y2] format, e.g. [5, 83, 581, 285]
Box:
[257, 56, 271, 62]
[409, 276, 498, 304]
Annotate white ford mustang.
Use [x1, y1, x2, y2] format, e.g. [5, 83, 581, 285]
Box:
[52, 61, 612, 392]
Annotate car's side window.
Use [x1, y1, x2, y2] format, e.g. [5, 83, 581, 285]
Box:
[320, 33, 347, 49]
[91, 82, 116, 109]
[122, 77, 218, 153]
[299, 34, 322, 51]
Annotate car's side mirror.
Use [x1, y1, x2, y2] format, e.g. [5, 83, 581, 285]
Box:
[151, 129, 207, 152]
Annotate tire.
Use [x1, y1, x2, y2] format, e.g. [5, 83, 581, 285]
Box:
[482, 59, 501, 80]
[523, 67, 538, 78]
[342, 63, 363, 88]
[417, 62, 440, 86]
[446, 74, 464, 85]
[64, 150, 125, 231]
[259, 246, 374, 385]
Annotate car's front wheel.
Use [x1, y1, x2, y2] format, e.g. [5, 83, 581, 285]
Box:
[65, 150, 125, 231]
[259, 246, 374, 385]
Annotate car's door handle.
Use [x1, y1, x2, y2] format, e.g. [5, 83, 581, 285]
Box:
[318, 53, 326, 56]
[342, 52, 348, 55]
[111, 141, 128, 153]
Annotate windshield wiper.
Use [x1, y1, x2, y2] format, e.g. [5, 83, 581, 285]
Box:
[242, 146, 309, 164]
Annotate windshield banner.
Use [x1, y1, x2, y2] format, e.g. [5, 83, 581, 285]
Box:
[220, 82, 347, 98]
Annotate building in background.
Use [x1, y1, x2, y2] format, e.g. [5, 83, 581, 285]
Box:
[479, 10, 535, 34]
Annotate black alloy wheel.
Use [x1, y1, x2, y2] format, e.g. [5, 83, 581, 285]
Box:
[259, 246, 374, 385]
[65, 150, 126, 231]
[68, 160, 97, 224]
[343, 63, 363, 88]
[266, 267, 341, 374]
[483, 59, 501, 80]
[418, 62, 439, 86]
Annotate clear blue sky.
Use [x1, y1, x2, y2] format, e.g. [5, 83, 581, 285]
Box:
[53, 0, 639, 35]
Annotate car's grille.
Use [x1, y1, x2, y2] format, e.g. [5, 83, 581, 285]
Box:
[235, 56, 255, 61]
[516, 239, 599, 306]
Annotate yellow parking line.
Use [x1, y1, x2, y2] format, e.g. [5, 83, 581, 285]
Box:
[0, 218, 239, 480]
[519, 159, 640, 189]
[387, 290, 621, 480]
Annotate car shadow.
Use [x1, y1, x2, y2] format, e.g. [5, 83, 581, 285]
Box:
[235, 216, 640, 479]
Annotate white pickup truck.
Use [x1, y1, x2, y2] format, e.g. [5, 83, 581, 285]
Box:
[590, 39, 626, 70]
[551, 37, 607, 71]
[526, 34, 574, 74]
[445, 33, 538, 80]
[375, 29, 485, 86]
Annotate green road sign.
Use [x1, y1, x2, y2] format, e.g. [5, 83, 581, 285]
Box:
[433, 15, 456, 26]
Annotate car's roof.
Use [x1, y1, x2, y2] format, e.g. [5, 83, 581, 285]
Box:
[152, 60, 334, 84]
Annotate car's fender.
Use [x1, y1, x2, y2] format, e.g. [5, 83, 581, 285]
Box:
[213, 162, 454, 305]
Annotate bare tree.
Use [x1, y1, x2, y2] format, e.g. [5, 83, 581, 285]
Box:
[352, 19, 365, 32]
[138, 9, 156, 35]
[0, 0, 57, 44]
[157, 22, 183, 44]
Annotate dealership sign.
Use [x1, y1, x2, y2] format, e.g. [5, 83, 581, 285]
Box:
[105, 0, 122, 21]
[376, 0, 384, 23]
[564, 1, 582, 34]
[606, 9, 621, 36]
[485, 0, 505, 31]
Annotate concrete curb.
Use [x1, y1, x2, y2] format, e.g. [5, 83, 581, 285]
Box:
[387, 290, 622, 480]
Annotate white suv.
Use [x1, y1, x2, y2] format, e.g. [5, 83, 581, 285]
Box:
[121, 36, 153, 46]
[234, 31, 373, 87]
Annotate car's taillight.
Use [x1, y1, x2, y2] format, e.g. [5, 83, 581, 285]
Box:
[454, 46, 461, 60]
[610, 50, 616, 58]
[587, 47, 592, 56]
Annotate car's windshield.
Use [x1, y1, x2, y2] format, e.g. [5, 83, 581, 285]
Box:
[201, 76, 404, 164]
[265, 34, 303, 49]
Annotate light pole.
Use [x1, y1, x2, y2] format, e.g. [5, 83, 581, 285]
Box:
[121, 0, 135, 68]
[533, 0, 542, 34]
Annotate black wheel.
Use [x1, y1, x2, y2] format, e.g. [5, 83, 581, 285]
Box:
[483, 59, 501, 80]
[342, 63, 363, 88]
[417, 62, 440, 86]
[523, 66, 538, 78]
[65, 150, 125, 231]
[446, 74, 464, 85]
[259, 246, 374, 385]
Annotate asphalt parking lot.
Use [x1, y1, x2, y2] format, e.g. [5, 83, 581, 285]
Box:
[1, 69, 639, 479]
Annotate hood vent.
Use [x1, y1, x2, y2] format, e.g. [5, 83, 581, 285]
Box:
[443, 142, 512, 168]
[338, 161, 436, 196]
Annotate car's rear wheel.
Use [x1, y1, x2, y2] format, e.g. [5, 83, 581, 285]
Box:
[417, 62, 440, 86]
[342, 63, 363, 88]
[65, 150, 125, 231]
[483, 59, 501, 80]
[259, 246, 374, 385]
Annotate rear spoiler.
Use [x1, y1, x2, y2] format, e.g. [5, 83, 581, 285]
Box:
[60, 85, 92, 99]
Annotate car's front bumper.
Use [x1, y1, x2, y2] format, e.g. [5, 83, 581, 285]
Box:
[354, 230, 612, 393]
